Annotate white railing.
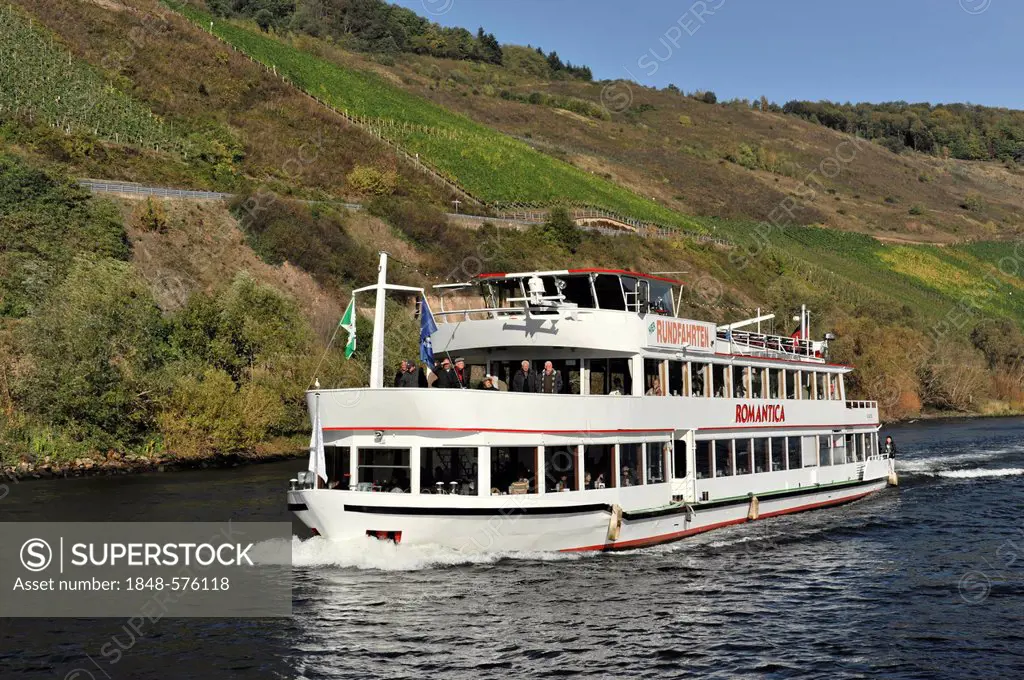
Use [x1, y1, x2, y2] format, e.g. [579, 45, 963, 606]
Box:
[717, 329, 820, 359]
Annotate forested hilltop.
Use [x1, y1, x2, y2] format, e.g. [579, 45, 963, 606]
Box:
[2, 0, 1024, 476]
[782, 100, 1024, 163]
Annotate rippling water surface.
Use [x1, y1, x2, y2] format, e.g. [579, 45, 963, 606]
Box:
[3, 418, 1024, 679]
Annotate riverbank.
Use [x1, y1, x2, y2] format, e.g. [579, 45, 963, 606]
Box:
[0, 437, 307, 482]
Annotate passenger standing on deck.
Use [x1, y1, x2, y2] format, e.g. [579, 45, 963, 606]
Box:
[512, 360, 539, 393]
[393, 360, 409, 387]
[398, 360, 420, 388]
[537, 361, 562, 394]
[434, 358, 458, 388]
[453, 357, 468, 388]
[883, 435, 897, 458]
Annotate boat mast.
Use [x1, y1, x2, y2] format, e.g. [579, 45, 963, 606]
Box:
[353, 252, 425, 390]
[369, 252, 389, 389]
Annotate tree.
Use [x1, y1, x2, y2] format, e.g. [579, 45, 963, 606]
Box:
[254, 8, 274, 32]
[18, 257, 166, 447]
[542, 206, 581, 253]
[702, 91, 717, 105]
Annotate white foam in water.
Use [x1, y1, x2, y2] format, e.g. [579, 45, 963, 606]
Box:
[896, 450, 1004, 474]
[288, 535, 586, 571]
[933, 467, 1024, 479]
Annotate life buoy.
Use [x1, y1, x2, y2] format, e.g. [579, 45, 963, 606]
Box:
[747, 494, 760, 521]
[607, 504, 623, 542]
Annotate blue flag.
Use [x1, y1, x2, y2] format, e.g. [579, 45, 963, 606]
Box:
[419, 298, 437, 367]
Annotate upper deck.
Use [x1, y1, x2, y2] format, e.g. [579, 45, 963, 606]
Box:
[430, 268, 828, 365]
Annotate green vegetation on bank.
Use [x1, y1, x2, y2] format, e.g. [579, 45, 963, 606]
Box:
[173, 3, 700, 229]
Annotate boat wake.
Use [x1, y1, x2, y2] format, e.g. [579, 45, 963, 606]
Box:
[897, 444, 1024, 480]
[287, 535, 584, 571]
[930, 467, 1024, 479]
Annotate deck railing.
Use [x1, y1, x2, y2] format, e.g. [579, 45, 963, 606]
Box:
[717, 329, 821, 359]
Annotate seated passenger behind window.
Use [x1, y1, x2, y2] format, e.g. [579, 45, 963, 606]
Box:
[646, 377, 664, 396]
[555, 474, 569, 491]
[621, 466, 633, 486]
[584, 472, 593, 490]
[595, 473, 606, 489]
[609, 378, 624, 396]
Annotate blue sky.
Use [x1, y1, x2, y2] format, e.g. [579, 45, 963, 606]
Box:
[393, 0, 1023, 108]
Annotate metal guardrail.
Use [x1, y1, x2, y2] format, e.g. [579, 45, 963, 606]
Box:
[77, 180, 230, 201]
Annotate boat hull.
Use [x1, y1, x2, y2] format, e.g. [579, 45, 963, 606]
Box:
[290, 472, 890, 553]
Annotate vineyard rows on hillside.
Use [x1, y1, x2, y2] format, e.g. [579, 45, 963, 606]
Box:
[0, 4, 185, 153]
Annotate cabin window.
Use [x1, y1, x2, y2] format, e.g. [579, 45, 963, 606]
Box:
[768, 369, 781, 399]
[695, 440, 713, 479]
[544, 446, 578, 492]
[669, 360, 684, 397]
[753, 438, 769, 473]
[357, 448, 411, 492]
[714, 441, 733, 477]
[588, 358, 632, 395]
[643, 358, 663, 396]
[832, 435, 846, 465]
[733, 366, 748, 399]
[801, 371, 813, 399]
[584, 445, 615, 489]
[713, 364, 729, 398]
[691, 362, 708, 397]
[326, 446, 351, 489]
[491, 446, 538, 494]
[855, 433, 866, 462]
[619, 443, 644, 486]
[785, 370, 797, 399]
[827, 373, 839, 400]
[788, 437, 802, 469]
[673, 440, 688, 478]
[801, 435, 819, 467]
[562, 276, 595, 308]
[818, 435, 831, 466]
[816, 373, 827, 401]
[621, 276, 639, 312]
[648, 443, 668, 483]
[751, 367, 764, 399]
[770, 437, 786, 471]
[735, 438, 751, 475]
[421, 448, 479, 495]
[649, 281, 674, 315]
[594, 274, 626, 310]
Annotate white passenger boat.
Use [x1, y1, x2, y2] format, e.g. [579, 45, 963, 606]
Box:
[289, 254, 895, 553]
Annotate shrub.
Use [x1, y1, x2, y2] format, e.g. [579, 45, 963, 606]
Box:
[541, 206, 582, 253]
[960, 192, 984, 212]
[909, 204, 924, 216]
[346, 165, 399, 196]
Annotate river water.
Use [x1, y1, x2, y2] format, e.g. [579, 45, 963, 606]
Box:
[2, 417, 1023, 679]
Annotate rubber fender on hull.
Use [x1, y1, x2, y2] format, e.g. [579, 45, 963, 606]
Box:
[747, 494, 760, 521]
[607, 504, 623, 542]
[888, 471, 899, 487]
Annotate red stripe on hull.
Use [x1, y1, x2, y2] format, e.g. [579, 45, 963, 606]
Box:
[562, 488, 878, 553]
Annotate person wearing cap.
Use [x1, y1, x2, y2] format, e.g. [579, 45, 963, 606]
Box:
[453, 357, 468, 388]
[398, 359, 420, 388]
[434, 357, 459, 388]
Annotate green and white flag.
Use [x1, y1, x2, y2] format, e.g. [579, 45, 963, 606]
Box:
[340, 297, 356, 359]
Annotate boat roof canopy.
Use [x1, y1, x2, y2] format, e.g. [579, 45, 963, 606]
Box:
[475, 269, 684, 286]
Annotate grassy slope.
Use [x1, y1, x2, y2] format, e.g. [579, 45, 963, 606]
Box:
[174, 2, 704, 230]
[348, 49, 1024, 243]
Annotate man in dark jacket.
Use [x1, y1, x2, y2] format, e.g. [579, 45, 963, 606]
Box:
[537, 361, 563, 394]
[434, 357, 459, 388]
[393, 360, 409, 387]
[398, 360, 420, 388]
[512, 360, 539, 393]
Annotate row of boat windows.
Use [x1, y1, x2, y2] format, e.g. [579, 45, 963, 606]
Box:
[319, 434, 878, 494]
[661, 360, 843, 400]
[689, 432, 880, 479]
[478, 358, 843, 399]
[321, 444, 670, 495]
